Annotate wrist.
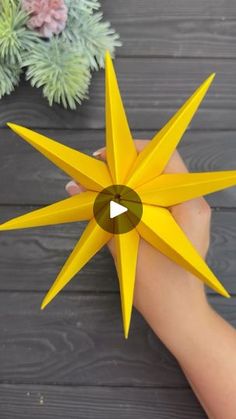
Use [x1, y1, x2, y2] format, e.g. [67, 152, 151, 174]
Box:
[134, 270, 211, 355]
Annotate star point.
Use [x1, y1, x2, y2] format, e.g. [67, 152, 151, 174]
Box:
[1, 53, 234, 338]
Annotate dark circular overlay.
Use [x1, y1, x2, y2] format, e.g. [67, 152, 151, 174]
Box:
[93, 184, 143, 234]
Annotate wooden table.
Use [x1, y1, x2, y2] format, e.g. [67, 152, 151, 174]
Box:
[0, 1, 235, 417]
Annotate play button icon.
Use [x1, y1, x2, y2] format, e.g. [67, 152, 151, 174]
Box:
[93, 184, 143, 234]
[110, 200, 128, 219]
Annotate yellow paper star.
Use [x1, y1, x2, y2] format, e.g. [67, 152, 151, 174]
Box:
[1, 52, 235, 338]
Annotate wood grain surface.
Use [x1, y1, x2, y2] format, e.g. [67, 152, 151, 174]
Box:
[0, 385, 207, 419]
[0, 58, 235, 130]
[103, 0, 236, 58]
[1, 0, 236, 417]
[0, 292, 234, 387]
[0, 129, 236, 206]
[0, 208, 234, 293]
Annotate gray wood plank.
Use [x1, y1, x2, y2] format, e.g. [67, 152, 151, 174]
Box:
[0, 213, 117, 292]
[103, 0, 236, 58]
[103, 0, 236, 19]
[1, 129, 236, 206]
[0, 208, 235, 294]
[0, 384, 206, 419]
[0, 292, 234, 386]
[0, 58, 235, 130]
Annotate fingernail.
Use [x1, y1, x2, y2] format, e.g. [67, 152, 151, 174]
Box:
[65, 180, 78, 192]
[92, 148, 103, 157]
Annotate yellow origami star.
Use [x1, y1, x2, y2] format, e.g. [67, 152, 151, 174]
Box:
[1, 52, 236, 338]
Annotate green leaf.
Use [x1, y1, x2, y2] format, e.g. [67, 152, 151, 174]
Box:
[0, 0, 39, 65]
[0, 59, 21, 98]
[24, 38, 91, 109]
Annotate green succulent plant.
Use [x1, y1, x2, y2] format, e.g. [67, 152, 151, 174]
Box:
[0, 60, 21, 98]
[0, 0, 38, 65]
[0, 0, 121, 109]
[63, 10, 121, 70]
[24, 38, 91, 109]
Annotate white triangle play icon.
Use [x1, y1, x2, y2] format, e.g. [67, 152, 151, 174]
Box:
[110, 200, 128, 219]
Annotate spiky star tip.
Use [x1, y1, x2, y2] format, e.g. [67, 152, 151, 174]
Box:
[223, 289, 231, 299]
[1, 54, 232, 339]
[41, 300, 47, 310]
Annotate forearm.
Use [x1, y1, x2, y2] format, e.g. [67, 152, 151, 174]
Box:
[175, 306, 236, 419]
[139, 284, 236, 419]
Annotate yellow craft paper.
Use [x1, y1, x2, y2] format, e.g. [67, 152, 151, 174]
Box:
[137, 171, 236, 207]
[1, 52, 234, 338]
[105, 52, 137, 184]
[7, 123, 112, 191]
[136, 205, 229, 298]
[42, 214, 112, 309]
[0, 192, 97, 230]
[126, 73, 215, 189]
[115, 225, 139, 338]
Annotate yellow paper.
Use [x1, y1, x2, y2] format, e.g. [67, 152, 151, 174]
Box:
[114, 224, 139, 338]
[42, 215, 112, 309]
[136, 205, 229, 297]
[105, 52, 137, 184]
[126, 73, 215, 189]
[1, 52, 234, 338]
[8, 123, 112, 192]
[137, 172, 236, 207]
[0, 192, 96, 230]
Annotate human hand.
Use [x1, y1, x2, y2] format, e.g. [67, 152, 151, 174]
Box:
[67, 140, 236, 419]
[66, 140, 211, 350]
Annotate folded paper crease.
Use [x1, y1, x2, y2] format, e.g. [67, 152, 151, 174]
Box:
[1, 53, 234, 338]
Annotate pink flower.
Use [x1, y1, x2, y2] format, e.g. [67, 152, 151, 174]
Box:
[21, 0, 68, 38]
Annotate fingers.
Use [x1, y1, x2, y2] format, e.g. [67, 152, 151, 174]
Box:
[65, 180, 85, 196]
[92, 141, 188, 173]
[107, 237, 116, 259]
[65, 141, 212, 259]
[92, 140, 149, 161]
[163, 148, 211, 246]
[134, 140, 151, 153]
[92, 147, 106, 159]
[164, 150, 188, 174]
[165, 150, 211, 256]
